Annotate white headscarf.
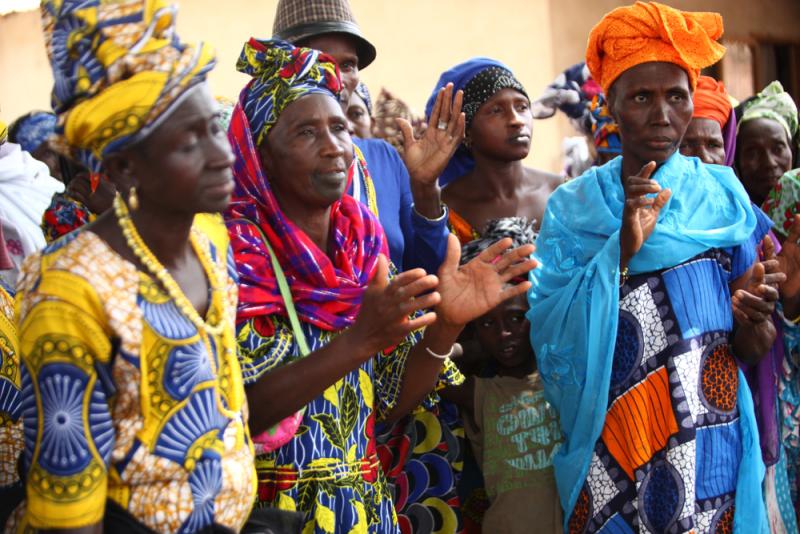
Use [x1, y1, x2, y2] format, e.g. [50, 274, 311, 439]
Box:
[0, 142, 64, 287]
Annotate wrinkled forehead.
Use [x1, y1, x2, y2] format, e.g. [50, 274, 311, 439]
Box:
[610, 62, 691, 98]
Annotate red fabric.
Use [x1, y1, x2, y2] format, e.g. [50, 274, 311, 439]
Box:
[224, 103, 388, 332]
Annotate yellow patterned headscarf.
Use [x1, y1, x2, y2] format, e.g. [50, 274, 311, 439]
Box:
[41, 0, 216, 172]
[0, 119, 7, 145]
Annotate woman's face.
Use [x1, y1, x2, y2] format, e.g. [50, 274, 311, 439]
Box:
[468, 88, 532, 162]
[679, 117, 725, 165]
[120, 84, 235, 216]
[347, 92, 372, 139]
[608, 62, 693, 167]
[259, 94, 353, 211]
[737, 118, 794, 205]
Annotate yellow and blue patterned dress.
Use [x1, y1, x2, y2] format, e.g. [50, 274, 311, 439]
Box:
[0, 281, 23, 529]
[238, 314, 462, 534]
[15, 215, 256, 533]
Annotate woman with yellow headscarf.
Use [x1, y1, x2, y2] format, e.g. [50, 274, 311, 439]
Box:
[11, 1, 257, 532]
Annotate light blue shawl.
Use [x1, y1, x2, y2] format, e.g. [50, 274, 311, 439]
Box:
[528, 152, 766, 533]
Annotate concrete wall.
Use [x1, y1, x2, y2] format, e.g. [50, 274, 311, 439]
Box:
[546, 0, 800, 145]
[1, 0, 798, 172]
[0, 0, 561, 171]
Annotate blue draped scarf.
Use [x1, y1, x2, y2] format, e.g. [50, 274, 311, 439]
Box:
[528, 152, 766, 533]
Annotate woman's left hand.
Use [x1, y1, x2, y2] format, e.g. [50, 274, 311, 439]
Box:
[398, 82, 465, 186]
[775, 215, 800, 300]
[435, 234, 537, 327]
[733, 262, 780, 326]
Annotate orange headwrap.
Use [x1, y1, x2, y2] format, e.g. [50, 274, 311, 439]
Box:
[586, 2, 725, 94]
[692, 75, 732, 128]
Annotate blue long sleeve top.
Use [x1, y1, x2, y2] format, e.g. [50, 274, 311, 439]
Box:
[351, 137, 449, 274]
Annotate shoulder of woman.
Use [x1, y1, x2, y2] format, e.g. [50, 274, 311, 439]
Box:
[16, 230, 120, 330]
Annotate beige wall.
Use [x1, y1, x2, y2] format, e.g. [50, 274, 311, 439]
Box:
[547, 0, 800, 145]
[0, 0, 561, 171]
[2, 0, 799, 172]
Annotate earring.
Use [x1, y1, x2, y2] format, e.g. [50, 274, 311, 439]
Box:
[128, 186, 139, 211]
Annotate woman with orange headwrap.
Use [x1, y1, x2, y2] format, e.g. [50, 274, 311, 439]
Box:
[680, 75, 737, 167]
[684, 76, 800, 534]
[529, 2, 777, 532]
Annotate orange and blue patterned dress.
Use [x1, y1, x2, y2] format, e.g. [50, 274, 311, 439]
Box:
[568, 240, 763, 534]
[14, 216, 255, 533]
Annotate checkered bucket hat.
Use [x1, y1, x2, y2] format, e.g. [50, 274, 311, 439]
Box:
[272, 0, 376, 68]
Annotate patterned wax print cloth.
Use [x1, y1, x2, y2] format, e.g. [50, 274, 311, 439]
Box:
[778, 313, 800, 525]
[40, 192, 94, 244]
[567, 234, 766, 533]
[237, 311, 462, 534]
[15, 216, 256, 532]
[41, 0, 215, 173]
[0, 282, 22, 531]
[529, 152, 767, 533]
[739, 81, 799, 143]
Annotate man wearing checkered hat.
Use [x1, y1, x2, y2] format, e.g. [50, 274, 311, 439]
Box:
[272, 0, 464, 278]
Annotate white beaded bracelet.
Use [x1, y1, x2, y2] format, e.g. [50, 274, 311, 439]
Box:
[425, 345, 456, 360]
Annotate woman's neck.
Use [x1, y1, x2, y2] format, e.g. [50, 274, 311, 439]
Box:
[467, 154, 527, 199]
[277, 197, 332, 253]
[497, 355, 536, 379]
[129, 204, 195, 268]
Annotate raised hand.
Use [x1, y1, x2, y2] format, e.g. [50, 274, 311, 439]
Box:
[349, 255, 441, 356]
[775, 215, 800, 300]
[398, 82, 465, 187]
[620, 161, 672, 267]
[732, 262, 780, 327]
[434, 234, 537, 328]
[760, 234, 787, 290]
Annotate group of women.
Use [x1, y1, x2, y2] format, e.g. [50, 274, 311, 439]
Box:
[0, 0, 799, 533]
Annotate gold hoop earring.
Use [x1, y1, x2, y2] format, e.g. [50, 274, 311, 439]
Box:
[128, 186, 139, 211]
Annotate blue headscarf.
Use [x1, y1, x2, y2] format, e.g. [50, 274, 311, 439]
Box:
[354, 82, 373, 116]
[528, 152, 766, 531]
[425, 58, 526, 187]
[10, 111, 56, 154]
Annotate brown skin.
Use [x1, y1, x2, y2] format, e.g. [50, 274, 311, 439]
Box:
[66, 170, 117, 215]
[241, 92, 537, 432]
[299, 34, 360, 105]
[608, 62, 775, 365]
[297, 32, 466, 220]
[442, 88, 562, 233]
[767, 215, 800, 318]
[31, 142, 64, 182]
[347, 91, 373, 139]
[42, 85, 234, 534]
[736, 118, 794, 206]
[681, 116, 800, 318]
[440, 293, 535, 417]
[259, 94, 353, 252]
[679, 117, 725, 165]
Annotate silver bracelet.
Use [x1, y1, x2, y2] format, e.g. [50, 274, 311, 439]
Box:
[425, 344, 455, 360]
[411, 202, 448, 222]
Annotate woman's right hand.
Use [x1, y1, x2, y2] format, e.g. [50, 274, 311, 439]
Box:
[620, 161, 671, 267]
[348, 254, 441, 357]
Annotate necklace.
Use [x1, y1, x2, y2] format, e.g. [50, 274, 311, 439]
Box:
[114, 195, 225, 337]
[114, 195, 243, 421]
